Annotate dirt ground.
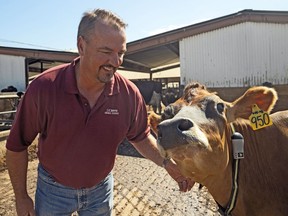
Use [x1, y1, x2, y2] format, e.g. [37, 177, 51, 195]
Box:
[0, 138, 220, 216]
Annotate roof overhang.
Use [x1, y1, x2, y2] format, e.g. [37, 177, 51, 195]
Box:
[124, 9, 288, 74]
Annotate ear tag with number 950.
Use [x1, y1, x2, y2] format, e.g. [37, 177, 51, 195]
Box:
[248, 104, 273, 130]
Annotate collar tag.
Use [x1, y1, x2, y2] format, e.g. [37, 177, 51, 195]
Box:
[231, 132, 244, 159]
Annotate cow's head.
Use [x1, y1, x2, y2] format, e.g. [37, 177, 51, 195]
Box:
[154, 82, 278, 184]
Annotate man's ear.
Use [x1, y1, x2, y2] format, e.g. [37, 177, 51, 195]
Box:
[77, 36, 85, 55]
[226, 86, 278, 122]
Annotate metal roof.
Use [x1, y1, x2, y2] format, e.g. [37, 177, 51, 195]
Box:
[0, 9, 288, 76]
[125, 9, 288, 74]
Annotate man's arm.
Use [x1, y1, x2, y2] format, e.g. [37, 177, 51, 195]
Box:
[6, 149, 35, 216]
[130, 134, 194, 192]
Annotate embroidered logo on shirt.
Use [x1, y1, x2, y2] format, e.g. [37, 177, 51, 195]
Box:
[104, 108, 119, 115]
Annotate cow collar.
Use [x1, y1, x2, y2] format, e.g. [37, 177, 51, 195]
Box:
[217, 123, 244, 216]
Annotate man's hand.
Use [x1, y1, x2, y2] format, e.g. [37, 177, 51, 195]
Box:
[163, 158, 195, 192]
[131, 135, 195, 192]
[15, 195, 35, 216]
[6, 150, 35, 216]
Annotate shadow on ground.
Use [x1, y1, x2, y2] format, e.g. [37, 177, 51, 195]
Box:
[117, 139, 143, 158]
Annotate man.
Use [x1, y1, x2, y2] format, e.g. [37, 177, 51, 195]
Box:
[6, 9, 193, 216]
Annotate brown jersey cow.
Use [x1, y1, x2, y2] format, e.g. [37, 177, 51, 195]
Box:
[150, 82, 288, 216]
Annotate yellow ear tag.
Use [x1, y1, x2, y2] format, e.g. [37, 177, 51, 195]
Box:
[249, 104, 273, 130]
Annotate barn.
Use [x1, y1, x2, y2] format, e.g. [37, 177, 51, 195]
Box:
[125, 9, 288, 111]
[0, 9, 288, 112]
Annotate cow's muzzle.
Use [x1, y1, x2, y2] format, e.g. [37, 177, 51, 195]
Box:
[157, 117, 194, 150]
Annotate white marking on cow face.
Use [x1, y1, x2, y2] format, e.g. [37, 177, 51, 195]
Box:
[157, 105, 212, 159]
[157, 97, 229, 181]
[175, 105, 210, 124]
[174, 106, 210, 148]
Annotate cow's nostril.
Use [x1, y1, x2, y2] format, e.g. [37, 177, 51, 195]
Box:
[178, 119, 193, 132]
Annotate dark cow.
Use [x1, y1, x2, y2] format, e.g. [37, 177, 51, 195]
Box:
[162, 88, 178, 106]
[1, 85, 17, 93]
[150, 82, 288, 216]
[147, 91, 162, 114]
[133, 80, 163, 114]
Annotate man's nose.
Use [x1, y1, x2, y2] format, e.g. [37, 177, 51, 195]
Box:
[109, 53, 123, 67]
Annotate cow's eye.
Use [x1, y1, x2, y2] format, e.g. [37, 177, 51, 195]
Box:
[216, 103, 225, 114]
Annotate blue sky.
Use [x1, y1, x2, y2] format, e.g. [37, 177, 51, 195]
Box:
[1, 0, 288, 51]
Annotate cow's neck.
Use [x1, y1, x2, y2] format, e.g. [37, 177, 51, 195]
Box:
[204, 126, 241, 215]
[205, 157, 233, 211]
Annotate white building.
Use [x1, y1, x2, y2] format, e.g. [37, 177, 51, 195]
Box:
[180, 22, 288, 87]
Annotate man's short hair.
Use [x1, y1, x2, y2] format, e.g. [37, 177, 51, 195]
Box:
[77, 8, 127, 41]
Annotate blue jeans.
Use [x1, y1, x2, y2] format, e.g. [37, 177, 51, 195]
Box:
[35, 164, 114, 216]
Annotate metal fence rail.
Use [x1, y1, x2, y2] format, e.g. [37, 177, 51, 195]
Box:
[0, 110, 16, 115]
[0, 95, 19, 131]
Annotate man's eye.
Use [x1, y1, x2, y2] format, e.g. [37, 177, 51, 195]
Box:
[101, 50, 111, 54]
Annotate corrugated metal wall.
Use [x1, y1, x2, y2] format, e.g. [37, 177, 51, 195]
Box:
[180, 22, 288, 87]
[0, 54, 26, 92]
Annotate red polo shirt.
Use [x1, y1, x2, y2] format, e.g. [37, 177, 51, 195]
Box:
[6, 58, 150, 188]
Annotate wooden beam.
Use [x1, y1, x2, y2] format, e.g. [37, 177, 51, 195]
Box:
[0, 46, 78, 62]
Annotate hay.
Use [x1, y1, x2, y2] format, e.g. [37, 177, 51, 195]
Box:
[0, 135, 38, 172]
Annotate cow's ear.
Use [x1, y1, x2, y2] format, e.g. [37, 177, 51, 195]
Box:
[226, 86, 278, 122]
[147, 111, 162, 136]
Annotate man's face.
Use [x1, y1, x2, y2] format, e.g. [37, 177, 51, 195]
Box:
[78, 22, 127, 83]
